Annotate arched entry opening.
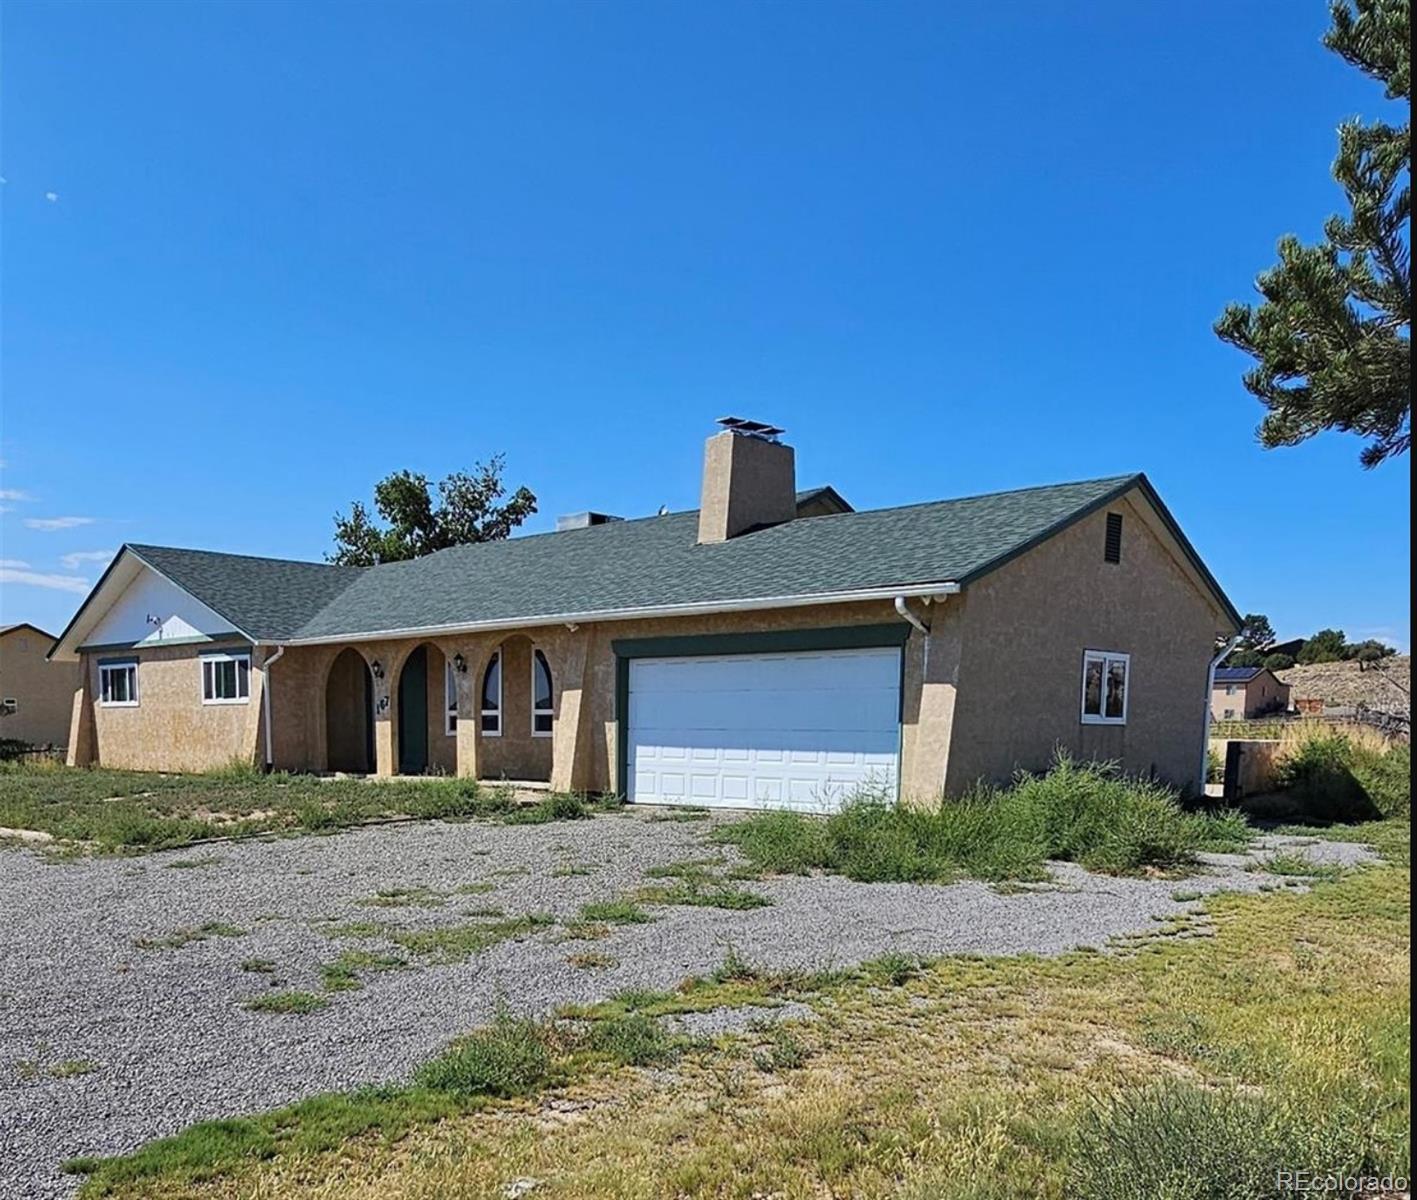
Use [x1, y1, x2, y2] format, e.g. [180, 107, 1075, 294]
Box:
[396, 642, 456, 775]
[325, 649, 374, 774]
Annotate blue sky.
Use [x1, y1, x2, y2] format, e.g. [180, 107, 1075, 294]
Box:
[1, 1, 1409, 649]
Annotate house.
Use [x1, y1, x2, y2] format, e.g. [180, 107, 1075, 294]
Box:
[0, 623, 82, 748]
[1210, 666, 1291, 721]
[48, 420, 1240, 805]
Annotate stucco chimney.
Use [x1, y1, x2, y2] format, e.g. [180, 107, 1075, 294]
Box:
[697, 418, 797, 544]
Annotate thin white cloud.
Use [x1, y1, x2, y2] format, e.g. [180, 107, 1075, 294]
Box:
[0, 558, 32, 569]
[45, 191, 58, 202]
[0, 489, 31, 502]
[24, 516, 96, 531]
[59, 549, 117, 570]
[0, 566, 90, 594]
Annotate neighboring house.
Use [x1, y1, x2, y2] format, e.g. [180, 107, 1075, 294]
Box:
[1210, 666, 1291, 721]
[0, 623, 81, 748]
[49, 420, 1240, 805]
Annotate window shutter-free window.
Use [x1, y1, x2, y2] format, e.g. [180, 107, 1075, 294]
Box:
[99, 660, 139, 706]
[202, 653, 251, 703]
[1081, 650, 1129, 725]
[532, 649, 553, 736]
[481, 653, 502, 735]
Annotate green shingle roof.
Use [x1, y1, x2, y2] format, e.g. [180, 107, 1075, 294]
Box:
[117, 472, 1235, 643]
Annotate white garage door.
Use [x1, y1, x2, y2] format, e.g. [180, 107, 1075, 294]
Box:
[626, 647, 901, 812]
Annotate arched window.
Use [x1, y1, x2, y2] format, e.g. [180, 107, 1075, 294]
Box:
[532, 649, 553, 736]
[480, 653, 501, 736]
[444, 660, 458, 736]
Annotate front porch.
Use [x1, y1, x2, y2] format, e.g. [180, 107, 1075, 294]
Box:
[268, 625, 598, 792]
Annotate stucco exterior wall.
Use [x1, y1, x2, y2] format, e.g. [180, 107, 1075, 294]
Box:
[943, 494, 1231, 794]
[0, 628, 80, 747]
[66, 486, 1229, 800]
[80, 641, 263, 772]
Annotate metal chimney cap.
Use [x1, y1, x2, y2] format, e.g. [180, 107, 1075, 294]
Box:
[716, 416, 786, 441]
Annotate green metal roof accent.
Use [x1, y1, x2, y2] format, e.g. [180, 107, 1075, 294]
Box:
[112, 473, 1237, 643]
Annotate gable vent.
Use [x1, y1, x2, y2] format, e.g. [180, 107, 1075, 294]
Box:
[1104, 512, 1123, 563]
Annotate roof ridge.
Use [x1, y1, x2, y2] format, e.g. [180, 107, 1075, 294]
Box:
[411, 472, 1144, 563]
[127, 543, 362, 572]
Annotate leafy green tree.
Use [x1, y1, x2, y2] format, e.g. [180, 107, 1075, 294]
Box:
[1215, 0, 1410, 468]
[1262, 652, 1297, 670]
[1346, 637, 1399, 663]
[1227, 649, 1266, 668]
[1297, 628, 1350, 664]
[1236, 613, 1277, 652]
[330, 456, 537, 566]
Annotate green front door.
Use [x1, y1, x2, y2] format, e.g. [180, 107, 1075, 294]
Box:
[398, 646, 428, 775]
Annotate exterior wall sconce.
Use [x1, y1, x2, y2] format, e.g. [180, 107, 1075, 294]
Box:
[370, 660, 384, 679]
[376, 696, 389, 714]
[452, 653, 467, 674]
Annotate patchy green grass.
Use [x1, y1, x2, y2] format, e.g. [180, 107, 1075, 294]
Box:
[133, 922, 245, 951]
[163, 855, 222, 870]
[319, 949, 407, 992]
[576, 898, 653, 925]
[584, 1011, 684, 1067]
[243, 990, 329, 1015]
[0, 762, 622, 854]
[387, 914, 555, 964]
[714, 752, 1253, 884]
[355, 886, 448, 909]
[49, 1059, 99, 1079]
[633, 858, 772, 911]
[551, 863, 596, 878]
[62, 859, 1411, 1199]
[239, 958, 278, 974]
[566, 951, 617, 970]
[1271, 817, 1411, 867]
[1256, 852, 1347, 881]
[862, 950, 922, 987]
[412, 1014, 553, 1097]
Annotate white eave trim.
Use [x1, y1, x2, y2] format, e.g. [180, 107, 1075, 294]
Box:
[281, 581, 963, 648]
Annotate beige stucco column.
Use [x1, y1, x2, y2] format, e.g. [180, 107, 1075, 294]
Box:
[367, 641, 411, 778]
[899, 599, 963, 805]
[438, 635, 500, 780]
[548, 628, 591, 793]
[65, 668, 96, 768]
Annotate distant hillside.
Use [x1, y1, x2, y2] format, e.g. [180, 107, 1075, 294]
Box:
[1277, 656, 1411, 716]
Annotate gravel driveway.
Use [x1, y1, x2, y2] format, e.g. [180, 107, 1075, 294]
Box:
[0, 810, 1376, 1200]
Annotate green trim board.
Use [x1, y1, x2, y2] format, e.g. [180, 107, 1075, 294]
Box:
[612, 622, 912, 802]
[610, 622, 911, 662]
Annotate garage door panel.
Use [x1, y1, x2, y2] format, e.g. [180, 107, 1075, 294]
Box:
[627, 647, 901, 812]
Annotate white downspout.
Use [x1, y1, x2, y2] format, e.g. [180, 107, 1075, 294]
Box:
[261, 644, 286, 770]
[895, 594, 933, 676]
[894, 595, 930, 637]
[1200, 634, 1240, 796]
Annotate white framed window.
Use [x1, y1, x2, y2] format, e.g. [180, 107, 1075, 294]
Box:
[1223, 708, 1236, 720]
[480, 652, 502, 736]
[201, 652, 251, 704]
[1081, 650, 1129, 725]
[531, 649, 553, 737]
[99, 660, 139, 707]
[445, 660, 458, 736]
[1225, 684, 1237, 696]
